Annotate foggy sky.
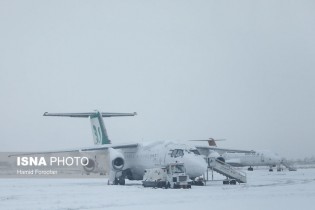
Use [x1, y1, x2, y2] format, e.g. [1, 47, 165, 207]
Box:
[1, 0, 314, 159]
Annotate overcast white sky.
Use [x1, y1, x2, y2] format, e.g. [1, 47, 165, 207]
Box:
[1, 0, 314, 159]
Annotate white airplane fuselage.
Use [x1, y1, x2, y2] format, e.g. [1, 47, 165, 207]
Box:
[222, 150, 282, 168]
[120, 141, 207, 180]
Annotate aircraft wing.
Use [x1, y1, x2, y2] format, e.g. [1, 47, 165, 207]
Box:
[190, 139, 254, 155]
[195, 146, 254, 155]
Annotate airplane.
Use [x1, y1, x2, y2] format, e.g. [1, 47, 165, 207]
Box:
[222, 150, 283, 171]
[16, 111, 207, 185]
[192, 139, 295, 172]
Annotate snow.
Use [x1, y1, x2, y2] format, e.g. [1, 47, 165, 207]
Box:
[1, 168, 315, 210]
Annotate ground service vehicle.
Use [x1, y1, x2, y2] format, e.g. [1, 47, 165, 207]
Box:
[142, 163, 191, 189]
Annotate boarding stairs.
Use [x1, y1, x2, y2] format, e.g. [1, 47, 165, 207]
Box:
[281, 160, 297, 171]
[207, 158, 247, 183]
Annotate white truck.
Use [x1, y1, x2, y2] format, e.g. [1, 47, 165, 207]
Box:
[142, 163, 191, 189]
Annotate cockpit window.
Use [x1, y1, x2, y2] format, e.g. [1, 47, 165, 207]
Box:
[171, 165, 185, 173]
[189, 149, 200, 155]
[171, 149, 184, 158]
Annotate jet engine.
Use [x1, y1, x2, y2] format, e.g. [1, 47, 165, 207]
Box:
[111, 156, 125, 171]
[82, 158, 96, 173]
[107, 148, 125, 185]
[110, 149, 125, 171]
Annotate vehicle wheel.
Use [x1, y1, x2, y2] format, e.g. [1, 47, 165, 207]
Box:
[119, 177, 125, 185]
[223, 180, 229, 185]
[157, 182, 163, 188]
[114, 178, 119, 185]
[166, 182, 170, 189]
[229, 180, 237, 185]
[269, 168, 273, 172]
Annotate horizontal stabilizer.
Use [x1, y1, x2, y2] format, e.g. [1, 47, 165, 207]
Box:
[189, 138, 226, 147]
[43, 112, 137, 118]
[43, 110, 137, 145]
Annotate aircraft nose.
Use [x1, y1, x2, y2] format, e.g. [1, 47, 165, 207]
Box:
[183, 155, 207, 178]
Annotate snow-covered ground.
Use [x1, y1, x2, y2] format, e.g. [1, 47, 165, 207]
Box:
[1, 168, 314, 210]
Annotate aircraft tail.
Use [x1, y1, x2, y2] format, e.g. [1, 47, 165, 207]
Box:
[189, 138, 226, 147]
[43, 111, 137, 145]
[90, 112, 110, 145]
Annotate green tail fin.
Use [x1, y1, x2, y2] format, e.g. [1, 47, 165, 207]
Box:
[90, 111, 111, 145]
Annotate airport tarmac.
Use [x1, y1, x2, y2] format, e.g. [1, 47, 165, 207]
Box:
[0, 167, 314, 210]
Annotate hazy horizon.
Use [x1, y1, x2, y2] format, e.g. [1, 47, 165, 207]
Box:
[1, 0, 314, 159]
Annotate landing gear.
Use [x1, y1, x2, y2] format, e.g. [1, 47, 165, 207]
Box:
[190, 177, 205, 186]
[109, 176, 125, 185]
[118, 177, 125, 185]
[107, 169, 126, 185]
[191, 180, 204, 186]
[113, 178, 119, 185]
[248, 167, 253, 171]
[269, 168, 273, 172]
[223, 179, 237, 185]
